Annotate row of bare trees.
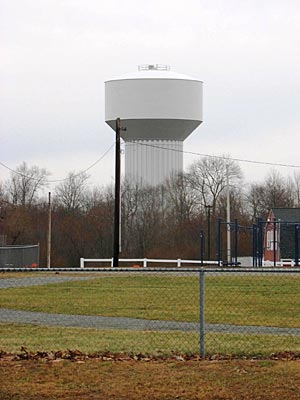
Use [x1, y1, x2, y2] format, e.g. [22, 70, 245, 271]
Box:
[1, 159, 300, 266]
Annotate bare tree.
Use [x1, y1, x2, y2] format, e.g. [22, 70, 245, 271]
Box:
[187, 156, 242, 213]
[5, 162, 49, 207]
[245, 183, 266, 220]
[164, 173, 197, 223]
[292, 171, 300, 207]
[246, 169, 295, 220]
[0, 182, 5, 203]
[121, 182, 164, 256]
[55, 172, 90, 212]
[264, 169, 294, 208]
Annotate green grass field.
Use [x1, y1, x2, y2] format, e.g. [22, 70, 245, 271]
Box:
[1, 323, 300, 356]
[0, 275, 199, 321]
[0, 274, 300, 327]
[1, 272, 300, 355]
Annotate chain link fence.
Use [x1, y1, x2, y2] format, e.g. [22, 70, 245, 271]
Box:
[0, 268, 300, 356]
[0, 245, 39, 268]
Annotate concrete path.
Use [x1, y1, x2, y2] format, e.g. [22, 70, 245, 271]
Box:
[0, 308, 299, 335]
[0, 275, 100, 289]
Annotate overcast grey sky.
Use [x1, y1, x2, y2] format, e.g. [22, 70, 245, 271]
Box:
[1, 0, 300, 191]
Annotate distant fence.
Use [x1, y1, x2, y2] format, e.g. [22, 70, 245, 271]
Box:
[80, 257, 219, 269]
[0, 245, 39, 268]
[80, 257, 300, 269]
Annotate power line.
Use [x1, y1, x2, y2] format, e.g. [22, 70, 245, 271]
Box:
[0, 161, 21, 175]
[2, 139, 300, 185]
[46, 143, 115, 183]
[0, 143, 115, 183]
[128, 141, 300, 170]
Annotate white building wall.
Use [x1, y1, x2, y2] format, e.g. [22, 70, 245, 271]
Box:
[125, 140, 183, 186]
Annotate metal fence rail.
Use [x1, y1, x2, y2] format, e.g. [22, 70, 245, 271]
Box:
[0, 268, 300, 357]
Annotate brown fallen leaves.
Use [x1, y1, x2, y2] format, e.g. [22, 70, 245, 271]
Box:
[1, 347, 300, 363]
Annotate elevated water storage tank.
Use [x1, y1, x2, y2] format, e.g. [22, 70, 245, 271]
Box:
[105, 64, 203, 186]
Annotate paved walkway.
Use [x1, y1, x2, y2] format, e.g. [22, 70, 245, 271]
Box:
[1, 308, 299, 335]
[0, 275, 100, 289]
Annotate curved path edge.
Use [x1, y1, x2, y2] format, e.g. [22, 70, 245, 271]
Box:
[1, 308, 300, 335]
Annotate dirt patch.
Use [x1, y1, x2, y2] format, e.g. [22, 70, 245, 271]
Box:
[1, 351, 300, 399]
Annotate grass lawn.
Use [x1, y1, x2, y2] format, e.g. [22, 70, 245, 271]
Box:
[1, 358, 300, 400]
[1, 272, 300, 356]
[1, 323, 300, 356]
[1, 273, 300, 327]
[0, 275, 199, 321]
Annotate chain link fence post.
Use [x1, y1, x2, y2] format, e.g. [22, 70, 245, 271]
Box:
[200, 268, 205, 358]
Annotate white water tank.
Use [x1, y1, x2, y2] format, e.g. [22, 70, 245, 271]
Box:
[105, 64, 203, 186]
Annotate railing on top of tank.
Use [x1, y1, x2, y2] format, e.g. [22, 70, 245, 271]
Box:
[138, 64, 170, 71]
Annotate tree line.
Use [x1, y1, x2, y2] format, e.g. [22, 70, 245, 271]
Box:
[1, 159, 299, 266]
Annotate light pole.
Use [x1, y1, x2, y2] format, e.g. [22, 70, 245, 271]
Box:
[205, 205, 213, 261]
[226, 164, 231, 264]
[47, 192, 51, 269]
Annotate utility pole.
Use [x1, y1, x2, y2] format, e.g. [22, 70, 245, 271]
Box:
[113, 118, 126, 268]
[226, 165, 231, 264]
[47, 192, 51, 269]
